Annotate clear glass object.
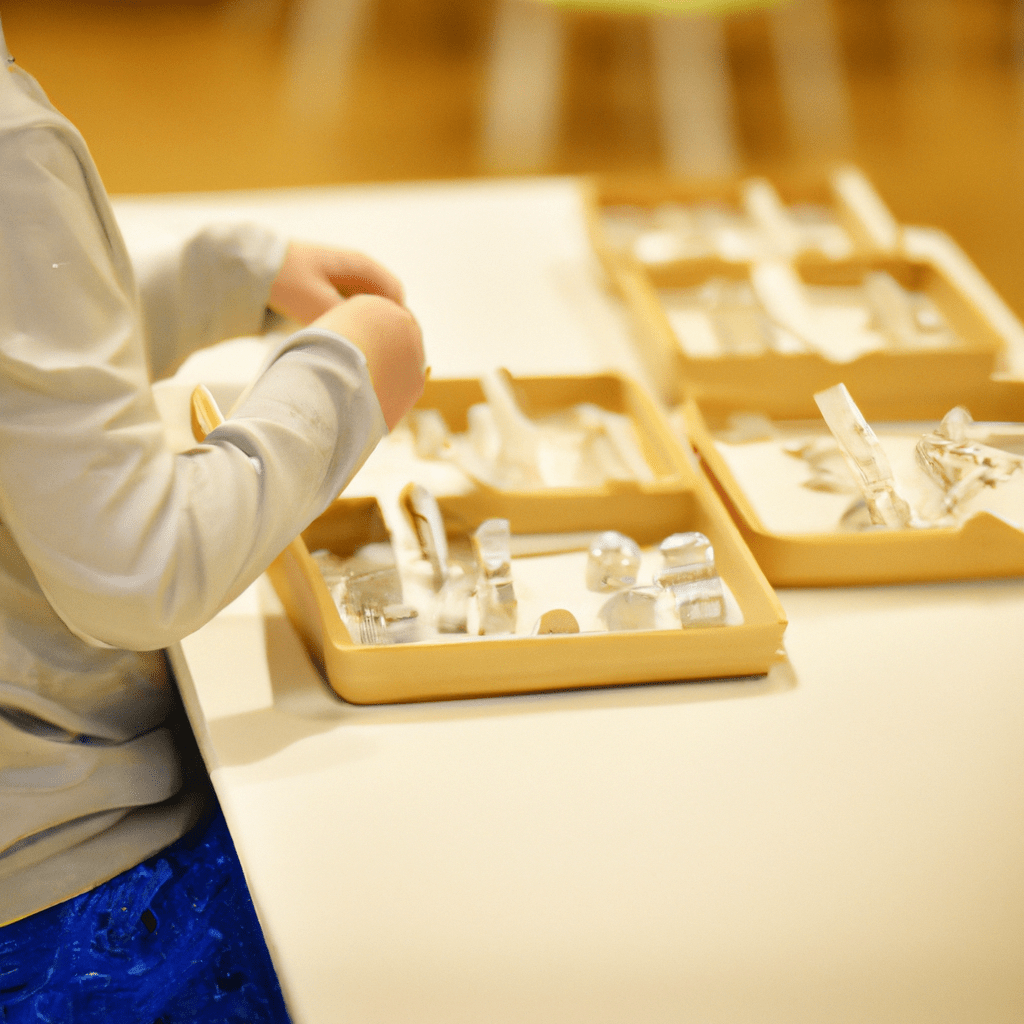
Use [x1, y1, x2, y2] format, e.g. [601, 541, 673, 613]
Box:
[598, 586, 661, 632]
[915, 406, 1023, 515]
[410, 408, 450, 459]
[863, 271, 918, 349]
[479, 369, 543, 488]
[655, 531, 716, 588]
[401, 483, 450, 590]
[673, 577, 727, 629]
[311, 546, 404, 645]
[586, 531, 642, 592]
[477, 578, 518, 635]
[435, 565, 472, 635]
[783, 436, 857, 494]
[382, 604, 421, 644]
[814, 383, 915, 528]
[472, 519, 512, 581]
[472, 519, 517, 635]
[659, 531, 714, 568]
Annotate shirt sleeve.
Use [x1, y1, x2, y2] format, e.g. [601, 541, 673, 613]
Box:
[0, 124, 386, 651]
[130, 222, 289, 381]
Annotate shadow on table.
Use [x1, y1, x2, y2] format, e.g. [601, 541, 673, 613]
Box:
[198, 601, 796, 769]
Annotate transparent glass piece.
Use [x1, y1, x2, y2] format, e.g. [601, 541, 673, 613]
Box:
[742, 178, 801, 255]
[656, 562, 716, 589]
[702, 278, 774, 356]
[577, 431, 632, 486]
[598, 586, 661, 632]
[658, 531, 714, 569]
[435, 566, 472, 634]
[710, 306, 775, 356]
[310, 548, 350, 589]
[673, 576, 727, 629]
[479, 369, 543, 487]
[863, 271, 918, 348]
[383, 604, 421, 644]
[938, 405, 972, 443]
[783, 436, 857, 494]
[814, 383, 915, 528]
[342, 566, 403, 614]
[477, 578, 517, 635]
[573, 404, 654, 483]
[356, 606, 386, 645]
[930, 406, 1024, 457]
[915, 430, 1023, 514]
[751, 261, 820, 352]
[400, 483, 450, 590]
[472, 519, 512, 581]
[311, 545, 404, 633]
[586, 531, 642, 592]
[410, 409, 450, 459]
[465, 402, 501, 463]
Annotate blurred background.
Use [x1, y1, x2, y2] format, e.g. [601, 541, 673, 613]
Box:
[4, 0, 1024, 311]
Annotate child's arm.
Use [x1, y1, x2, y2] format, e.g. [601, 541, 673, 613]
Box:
[0, 123, 424, 653]
[131, 222, 289, 380]
[133, 229, 409, 380]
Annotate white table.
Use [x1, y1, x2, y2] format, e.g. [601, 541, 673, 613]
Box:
[119, 178, 1024, 1024]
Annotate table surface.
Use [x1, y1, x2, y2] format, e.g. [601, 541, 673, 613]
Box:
[119, 178, 1024, 1024]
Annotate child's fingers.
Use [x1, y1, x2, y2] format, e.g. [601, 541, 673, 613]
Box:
[320, 250, 405, 304]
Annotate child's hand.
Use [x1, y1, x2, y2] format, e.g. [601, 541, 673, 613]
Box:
[314, 295, 426, 430]
[268, 242, 406, 325]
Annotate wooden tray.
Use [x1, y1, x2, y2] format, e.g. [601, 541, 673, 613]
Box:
[682, 380, 1024, 587]
[583, 164, 901, 286]
[618, 249, 1007, 410]
[266, 374, 787, 703]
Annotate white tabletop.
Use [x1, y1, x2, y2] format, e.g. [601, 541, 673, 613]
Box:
[122, 178, 1024, 1024]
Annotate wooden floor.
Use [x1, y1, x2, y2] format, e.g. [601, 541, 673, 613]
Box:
[5, 0, 1024, 315]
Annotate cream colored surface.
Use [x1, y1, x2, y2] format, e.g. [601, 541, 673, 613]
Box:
[154, 178, 1024, 1024]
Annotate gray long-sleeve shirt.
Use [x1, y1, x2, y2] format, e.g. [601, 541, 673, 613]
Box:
[0, 30, 386, 922]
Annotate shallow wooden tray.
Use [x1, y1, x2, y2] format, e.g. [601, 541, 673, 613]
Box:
[619, 249, 1007, 411]
[683, 381, 1024, 587]
[583, 164, 901, 287]
[266, 374, 787, 704]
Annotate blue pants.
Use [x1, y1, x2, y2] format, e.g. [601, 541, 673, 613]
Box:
[0, 796, 290, 1023]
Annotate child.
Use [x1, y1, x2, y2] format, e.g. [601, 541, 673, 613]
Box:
[0, 16, 425, 925]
